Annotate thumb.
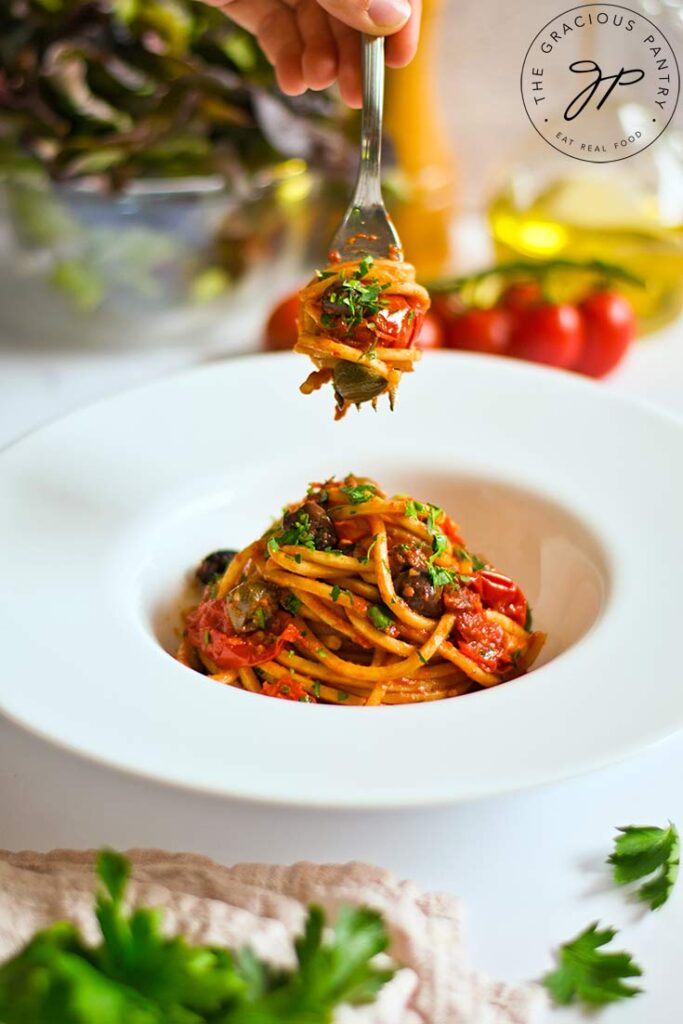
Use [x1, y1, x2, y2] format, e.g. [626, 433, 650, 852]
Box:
[316, 0, 412, 34]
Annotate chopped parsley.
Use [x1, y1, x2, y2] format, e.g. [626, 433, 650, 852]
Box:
[524, 605, 533, 631]
[324, 258, 391, 331]
[312, 681, 321, 698]
[337, 690, 349, 702]
[283, 593, 302, 616]
[331, 584, 342, 602]
[472, 554, 487, 571]
[360, 534, 379, 564]
[315, 269, 336, 280]
[203, 629, 210, 647]
[368, 605, 393, 631]
[266, 537, 280, 557]
[418, 651, 428, 664]
[277, 510, 316, 549]
[253, 607, 267, 630]
[428, 564, 457, 588]
[340, 483, 377, 504]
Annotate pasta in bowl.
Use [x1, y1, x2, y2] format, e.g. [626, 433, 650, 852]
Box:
[176, 475, 545, 706]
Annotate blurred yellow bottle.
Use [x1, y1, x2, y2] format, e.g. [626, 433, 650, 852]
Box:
[490, 164, 683, 335]
[384, 0, 456, 278]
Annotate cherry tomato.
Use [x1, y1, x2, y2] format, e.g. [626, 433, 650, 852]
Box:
[473, 571, 528, 627]
[499, 280, 542, 312]
[186, 598, 300, 670]
[574, 290, 636, 378]
[263, 292, 299, 351]
[444, 307, 512, 355]
[262, 677, 316, 702]
[508, 303, 585, 369]
[332, 295, 423, 350]
[414, 311, 444, 350]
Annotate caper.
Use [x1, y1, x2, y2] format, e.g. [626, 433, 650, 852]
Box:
[333, 361, 387, 405]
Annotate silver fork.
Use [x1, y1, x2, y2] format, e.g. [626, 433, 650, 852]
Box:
[329, 35, 402, 263]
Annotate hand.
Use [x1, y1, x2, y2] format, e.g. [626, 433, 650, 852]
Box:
[202, 0, 421, 107]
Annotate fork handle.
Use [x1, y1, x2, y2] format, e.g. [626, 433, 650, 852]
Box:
[354, 35, 385, 207]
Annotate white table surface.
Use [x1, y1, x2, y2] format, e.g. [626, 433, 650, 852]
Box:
[1, 314, 682, 1022]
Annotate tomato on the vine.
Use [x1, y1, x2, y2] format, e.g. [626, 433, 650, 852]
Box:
[444, 307, 512, 355]
[508, 303, 585, 369]
[499, 280, 542, 312]
[574, 290, 636, 378]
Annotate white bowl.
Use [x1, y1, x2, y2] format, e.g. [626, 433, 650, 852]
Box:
[0, 352, 680, 807]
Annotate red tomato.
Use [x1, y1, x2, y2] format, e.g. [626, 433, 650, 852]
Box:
[509, 303, 585, 368]
[443, 586, 509, 673]
[473, 571, 528, 627]
[335, 295, 423, 349]
[414, 311, 444, 350]
[499, 280, 542, 312]
[444, 307, 512, 355]
[263, 292, 299, 351]
[574, 290, 636, 378]
[186, 598, 300, 670]
[262, 677, 316, 702]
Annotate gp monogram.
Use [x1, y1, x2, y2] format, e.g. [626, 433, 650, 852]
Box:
[521, 4, 680, 162]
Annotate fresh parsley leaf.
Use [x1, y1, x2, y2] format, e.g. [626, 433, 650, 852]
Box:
[331, 585, 342, 602]
[608, 823, 679, 910]
[0, 852, 395, 1024]
[340, 483, 376, 505]
[266, 537, 280, 556]
[543, 922, 642, 1007]
[368, 605, 393, 631]
[316, 270, 336, 280]
[312, 681, 321, 698]
[524, 605, 533, 631]
[283, 594, 302, 616]
[253, 607, 266, 630]
[337, 690, 349, 702]
[471, 555, 486, 571]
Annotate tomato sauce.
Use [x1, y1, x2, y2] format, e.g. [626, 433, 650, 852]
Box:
[185, 598, 300, 670]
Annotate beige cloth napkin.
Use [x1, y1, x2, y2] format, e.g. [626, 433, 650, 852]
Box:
[0, 850, 543, 1023]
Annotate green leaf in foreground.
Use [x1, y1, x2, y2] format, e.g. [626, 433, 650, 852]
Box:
[543, 922, 642, 1007]
[0, 851, 394, 1024]
[608, 822, 679, 910]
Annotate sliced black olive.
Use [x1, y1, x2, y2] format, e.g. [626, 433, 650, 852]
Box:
[333, 361, 387, 405]
[225, 580, 280, 633]
[196, 549, 237, 585]
[321, 285, 347, 318]
[395, 570, 443, 618]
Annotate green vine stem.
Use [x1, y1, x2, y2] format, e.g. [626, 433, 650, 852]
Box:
[427, 258, 644, 295]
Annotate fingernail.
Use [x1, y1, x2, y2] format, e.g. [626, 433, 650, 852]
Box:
[367, 0, 411, 28]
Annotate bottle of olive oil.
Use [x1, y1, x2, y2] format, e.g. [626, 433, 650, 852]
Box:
[489, 136, 683, 334]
